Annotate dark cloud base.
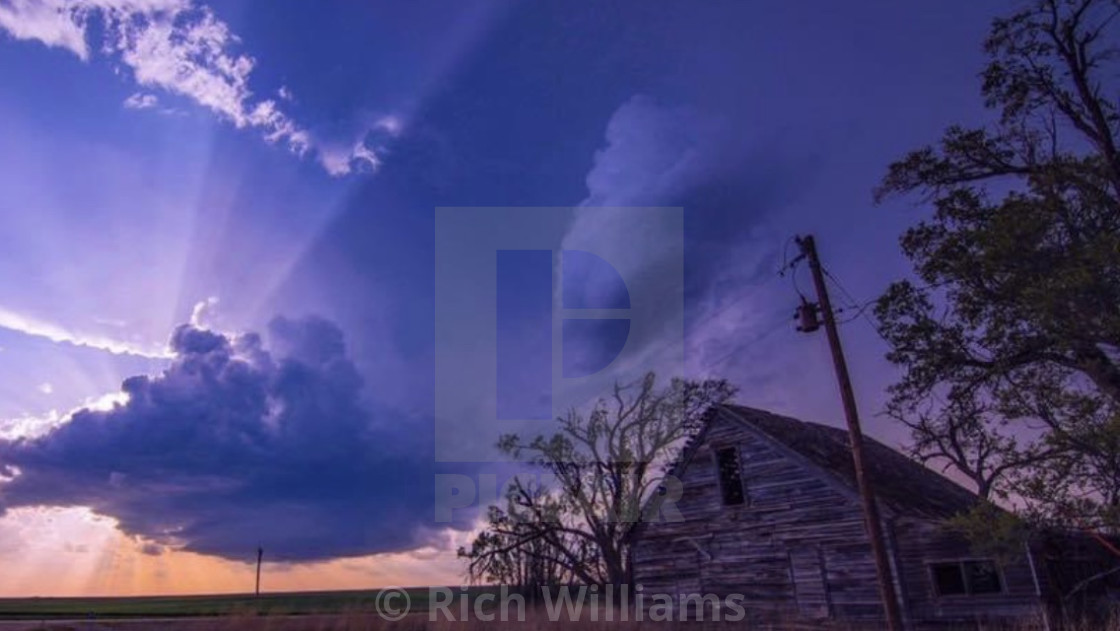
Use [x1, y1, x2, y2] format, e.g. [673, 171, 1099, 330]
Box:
[0, 317, 464, 562]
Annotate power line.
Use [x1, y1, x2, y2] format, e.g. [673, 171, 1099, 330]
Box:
[834, 299, 876, 325]
[821, 265, 860, 307]
[820, 265, 892, 343]
[699, 243, 917, 388]
[779, 236, 811, 302]
[780, 243, 884, 337]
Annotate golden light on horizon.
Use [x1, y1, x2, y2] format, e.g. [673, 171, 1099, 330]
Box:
[0, 506, 466, 597]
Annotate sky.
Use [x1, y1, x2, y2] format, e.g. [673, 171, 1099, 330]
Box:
[0, 0, 1014, 596]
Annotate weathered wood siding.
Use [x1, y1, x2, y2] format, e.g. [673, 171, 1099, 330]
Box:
[633, 412, 889, 621]
[633, 411, 1050, 628]
[891, 518, 1045, 627]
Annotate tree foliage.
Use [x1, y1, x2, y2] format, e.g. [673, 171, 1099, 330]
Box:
[457, 373, 735, 588]
[875, 0, 1120, 534]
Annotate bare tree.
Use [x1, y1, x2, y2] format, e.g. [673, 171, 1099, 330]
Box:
[458, 373, 735, 588]
[460, 481, 589, 592]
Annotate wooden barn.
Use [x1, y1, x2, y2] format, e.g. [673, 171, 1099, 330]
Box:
[631, 405, 1117, 629]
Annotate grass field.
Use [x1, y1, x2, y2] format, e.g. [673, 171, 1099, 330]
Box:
[0, 587, 491, 620]
[0, 589, 1090, 630]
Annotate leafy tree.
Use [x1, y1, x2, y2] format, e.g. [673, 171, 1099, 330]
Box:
[458, 373, 735, 588]
[945, 501, 1032, 564]
[874, 0, 1120, 535]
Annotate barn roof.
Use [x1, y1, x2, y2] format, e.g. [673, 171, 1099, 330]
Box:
[717, 405, 980, 520]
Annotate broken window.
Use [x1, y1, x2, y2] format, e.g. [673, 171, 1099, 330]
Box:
[930, 560, 1002, 596]
[931, 563, 967, 596]
[964, 560, 1003, 594]
[715, 446, 746, 506]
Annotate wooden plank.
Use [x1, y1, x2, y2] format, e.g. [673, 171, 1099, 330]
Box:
[632, 411, 1050, 626]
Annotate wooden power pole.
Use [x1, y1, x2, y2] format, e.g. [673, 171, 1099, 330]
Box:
[255, 546, 263, 597]
[796, 235, 904, 631]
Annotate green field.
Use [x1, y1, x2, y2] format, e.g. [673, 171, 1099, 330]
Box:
[0, 587, 498, 620]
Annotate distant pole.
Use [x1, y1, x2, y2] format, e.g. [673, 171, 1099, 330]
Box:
[796, 235, 904, 631]
[255, 546, 263, 597]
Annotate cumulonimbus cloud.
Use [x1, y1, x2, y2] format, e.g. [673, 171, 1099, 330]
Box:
[566, 95, 799, 380]
[0, 316, 463, 561]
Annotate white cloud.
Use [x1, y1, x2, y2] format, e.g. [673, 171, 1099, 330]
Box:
[581, 95, 710, 208]
[0, 0, 89, 60]
[374, 114, 402, 136]
[318, 147, 357, 178]
[0, 390, 129, 440]
[320, 140, 382, 177]
[188, 296, 218, 328]
[109, 2, 311, 154]
[122, 91, 158, 109]
[0, 0, 393, 176]
[0, 305, 169, 358]
[316, 115, 403, 176]
[565, 96, 709, 284]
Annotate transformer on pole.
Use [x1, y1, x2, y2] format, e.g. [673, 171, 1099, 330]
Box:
[794, 234, 903, 631]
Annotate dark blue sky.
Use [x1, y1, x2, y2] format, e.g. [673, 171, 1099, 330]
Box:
[0, 0, 1013, 589]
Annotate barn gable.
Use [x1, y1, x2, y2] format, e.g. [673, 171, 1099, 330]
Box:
[631, 404, 1051, 628]
[721, 405, 980, 520]
[633, 406, 893, 620]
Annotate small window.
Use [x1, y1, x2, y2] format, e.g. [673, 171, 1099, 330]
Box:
[931, 563, 967, 596]
[964, 561, 1003, 594]
[930, 560, 1002, 596]
[716, 447, 745, 506]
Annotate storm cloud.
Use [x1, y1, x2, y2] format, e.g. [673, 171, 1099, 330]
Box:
[0, 317, 455, 562]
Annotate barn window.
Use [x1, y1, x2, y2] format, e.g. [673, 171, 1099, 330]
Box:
[931, 563, 967, 595]
[715, 447, 746, 506]
[964, 561, 1003, 594]
[930, 560, 1002, 596]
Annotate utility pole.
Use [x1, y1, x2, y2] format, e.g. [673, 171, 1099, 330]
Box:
[255, 546, 263, 597]
[795, 235, 904, 631]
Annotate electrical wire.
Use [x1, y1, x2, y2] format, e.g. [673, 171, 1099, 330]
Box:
[820, 264, 891, 343]
[821, 265, 862, 310]
[699, 238, 901, 375]
[779, 235, 810, 302]
[821, 265, 954, 344]
[833, 298, 877, 325]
